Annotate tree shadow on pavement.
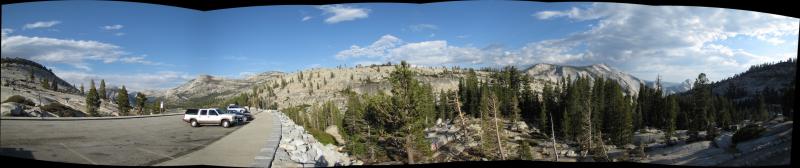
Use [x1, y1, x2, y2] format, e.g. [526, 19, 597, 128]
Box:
[0, 147, 35, 160]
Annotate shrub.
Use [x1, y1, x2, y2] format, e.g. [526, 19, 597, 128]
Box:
[41, 102, 85, 117]
[732, 124, 766, 145]
[308, 128, 337, 145]
[3, 95, 35, 106]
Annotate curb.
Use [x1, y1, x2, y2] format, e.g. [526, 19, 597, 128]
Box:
[251, 110, 282, 168]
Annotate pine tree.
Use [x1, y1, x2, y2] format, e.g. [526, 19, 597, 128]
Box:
[151, 98, 161, 114]
[665, 95, 679, 144]
[690, 73, 711, 136]
[41, 78, 50, 90]
[135, 92, 147, 115]
[591, 78, 606, 135]
[539, 83, 551, 132]
[29, 68, 35, 81]
[480, 91, 505, 160]
[85, 80, 101, 117]
[518, 141, 533, 160]
[116, 85, 130, 116]
[343, 93, 368, 158]
[437, 90, 449, 121]
[50, 80, 58, 91]
[80, 83, 85, 95]
[606, 80, 632, 145]
[510, 95, 521, 123]
[383, 61, 432, 164]
[99, 79, 107, 100]
[756, 92, 768, 121]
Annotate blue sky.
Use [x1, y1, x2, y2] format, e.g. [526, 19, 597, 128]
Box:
[2, 1, 797, 91]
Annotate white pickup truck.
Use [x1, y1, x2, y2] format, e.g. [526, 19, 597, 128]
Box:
[182, 108, 242, 128]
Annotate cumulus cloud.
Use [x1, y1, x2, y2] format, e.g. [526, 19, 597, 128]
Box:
[302, 16, 312, 21]
[525, 3, 799, 82]
[102, 24, 124, 30]
[336, 34, 486, 66]
[317, 5, 370, 24]
[335, 34, 403, 59]
[23, 20, 61, 29]
[54, 70, 194, 91]
[337, 4, 797, 82]
[1, 34, 163, 70]
[386, 40, 484, 65]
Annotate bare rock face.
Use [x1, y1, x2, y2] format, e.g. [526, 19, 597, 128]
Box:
[324, 125, 347, 145]
[525, 63, 645, 95]
[1, 102, 23, 116]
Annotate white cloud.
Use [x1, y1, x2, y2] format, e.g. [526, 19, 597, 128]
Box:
[54, 70, 193, 91]
[302, 16, 313, 21]
[114, 32, 125, 36]
[23, 20, 61, 29]
[337, 4, 797, 82]
[102, 24, 124, 30]
[409, 24, 438, 32]
[317, 5, 370, 24]
[335, 34, 485, 66]
[1, 34, 163, 70]
[335, 34, 403, 59]
[1, 28, 13, 37]
[526, 3, 799, 82]
[387, 40, 484, 65]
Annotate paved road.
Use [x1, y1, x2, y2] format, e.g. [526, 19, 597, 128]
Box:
[157, 110, 282, 167]
[0, 113, 243, 166]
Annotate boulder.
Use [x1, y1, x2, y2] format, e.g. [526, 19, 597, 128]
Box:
[291, 139, 305, 146]
[436, 118, 443, 125]
[623, 144, 636, 150]
[532, 150, 543, 160]
[324, 125, 346, 145]
[1, 102, 24, 116]
[289, 150, 306, 163]
[283, 144, 297, 151]
[566, 150, 577, 157]
[513, 121, 529, 131]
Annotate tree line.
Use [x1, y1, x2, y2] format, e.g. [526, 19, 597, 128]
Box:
[278, 60, 794, 163]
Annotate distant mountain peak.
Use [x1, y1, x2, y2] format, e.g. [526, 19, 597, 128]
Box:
[524, 63, 644, 95]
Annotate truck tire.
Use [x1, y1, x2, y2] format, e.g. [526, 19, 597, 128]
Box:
[222, 120, 230, 128]
[190, 119, 199, 127]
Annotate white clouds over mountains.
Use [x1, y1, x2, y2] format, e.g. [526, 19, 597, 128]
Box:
[1, 30, 162, 71]
[317, 5, 370, 24]
[55, 70, 193, 91]
[336, 3, 798, 82]
[529, 3, 798, 81]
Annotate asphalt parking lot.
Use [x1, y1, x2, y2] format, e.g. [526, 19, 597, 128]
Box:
[0, 114, 247, 166]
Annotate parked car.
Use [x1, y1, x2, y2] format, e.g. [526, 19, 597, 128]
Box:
[227, 110, 253, 122]
[227, 104, 247, 113]
[182, 108, 242, 128]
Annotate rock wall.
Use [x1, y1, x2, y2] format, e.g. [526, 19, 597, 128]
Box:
[272, 111, 363, 167]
